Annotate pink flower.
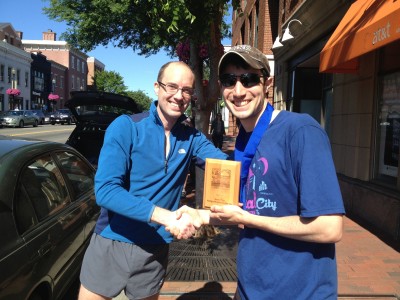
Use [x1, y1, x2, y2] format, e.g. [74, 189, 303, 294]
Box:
[176, 40, 209, 62]
[48, 93, 60, 101]
[6, 88, 21, 96]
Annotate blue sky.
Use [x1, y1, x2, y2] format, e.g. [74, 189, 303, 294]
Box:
[3, 0, 232, 99]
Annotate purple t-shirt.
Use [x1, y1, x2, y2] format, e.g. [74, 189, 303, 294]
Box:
[237, 110, 345, 299]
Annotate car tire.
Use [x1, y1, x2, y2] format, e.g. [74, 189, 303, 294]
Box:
[33, 120, 38, 127]
[51, 122, 55, 125]
[61, 122, 64, 125]
[19, 120, 24, 128]
[67, 119, 71, 125]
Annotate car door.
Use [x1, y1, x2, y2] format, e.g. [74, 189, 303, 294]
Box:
[51, 150, 98, 298]
[54, 151, 98, 239]
[10, 153, 86, 299]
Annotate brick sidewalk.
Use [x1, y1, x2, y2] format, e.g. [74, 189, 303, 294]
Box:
[336, 217, 400, 298]
[156, 216, 400, 299]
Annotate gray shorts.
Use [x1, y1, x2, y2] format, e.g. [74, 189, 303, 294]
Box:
[80, 233, 169, 299]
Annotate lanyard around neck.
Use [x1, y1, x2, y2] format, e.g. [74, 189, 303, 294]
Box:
[234, 103, 274, 204]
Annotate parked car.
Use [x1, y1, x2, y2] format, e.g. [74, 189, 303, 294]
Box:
[50, 109, 76, 125]
[44, 112, 52, 124]
[65, 91, 141, 166]
[0, 110, 39, 128]
[32, 110, 46, 125]
[0, 111, 4, 128]
[0, 135, 100, 300]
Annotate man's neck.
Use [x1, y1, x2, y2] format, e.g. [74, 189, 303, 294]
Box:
[240, 103, 268, 132]
[240, 103, 280, 133]
[156, 106, 178, 133]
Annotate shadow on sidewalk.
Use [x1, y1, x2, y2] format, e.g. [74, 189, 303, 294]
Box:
[175, 281, 232, 300]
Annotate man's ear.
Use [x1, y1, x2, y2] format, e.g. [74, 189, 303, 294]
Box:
[154, 82, 160, 96]
[264, 77, 273, 94]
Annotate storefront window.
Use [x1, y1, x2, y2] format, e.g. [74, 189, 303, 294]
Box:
[376, 71, 400, 185]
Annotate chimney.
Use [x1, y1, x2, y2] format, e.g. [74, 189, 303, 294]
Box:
[43, 29, 56, 41]
[17, 31, 23, 40]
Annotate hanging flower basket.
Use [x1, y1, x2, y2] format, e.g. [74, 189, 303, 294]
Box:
[48, 93, 60, 101]
[176, 39, 209, 63]
[6, 88, 21, 96]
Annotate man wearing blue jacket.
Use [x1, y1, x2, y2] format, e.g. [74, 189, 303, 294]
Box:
[78, 61, 227, 300]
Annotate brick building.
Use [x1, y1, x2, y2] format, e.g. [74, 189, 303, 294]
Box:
[22, 29, 89, 108]
[87, 56, 105, 91]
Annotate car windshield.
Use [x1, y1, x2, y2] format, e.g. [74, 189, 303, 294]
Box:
[5, 111, 23, 116]
[75, 104, 136, 118]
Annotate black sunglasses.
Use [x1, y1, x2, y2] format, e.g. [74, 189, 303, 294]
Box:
[219, 73, 264, 88]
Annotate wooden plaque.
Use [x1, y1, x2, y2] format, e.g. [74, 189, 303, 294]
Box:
[202, 158, 241, 208]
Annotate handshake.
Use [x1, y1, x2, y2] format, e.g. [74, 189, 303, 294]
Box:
[164, 204, 247, 239]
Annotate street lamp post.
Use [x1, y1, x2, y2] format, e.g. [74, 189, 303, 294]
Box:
[11, 68, 16, 109]
[51, 78, 56, 111]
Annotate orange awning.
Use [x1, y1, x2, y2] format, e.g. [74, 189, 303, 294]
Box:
[320, 0, 400, 73]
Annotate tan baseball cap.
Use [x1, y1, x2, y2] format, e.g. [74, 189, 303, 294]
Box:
[218, 45, 271, 76]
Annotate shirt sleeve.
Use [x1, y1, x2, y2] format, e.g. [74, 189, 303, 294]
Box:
[95, 115, 155, 223]
[290, 124, 345, 217]
[192, 130, 228, 167]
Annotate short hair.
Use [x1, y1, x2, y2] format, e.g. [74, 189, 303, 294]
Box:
[157, 61, 195, 84]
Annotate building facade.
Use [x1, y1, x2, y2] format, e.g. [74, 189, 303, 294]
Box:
[1, 25, 105, 112]
[22, 29, 89, 104]
[30, 52, 51, 111]
[87, 56, 105, 91]
[233, 0, 400, 245]
[0, 23, 32, 111]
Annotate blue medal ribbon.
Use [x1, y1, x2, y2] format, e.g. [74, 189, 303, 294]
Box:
[234, 103, 274, 204]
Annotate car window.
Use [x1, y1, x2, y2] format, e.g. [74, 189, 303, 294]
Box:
[15, 154, 70, 232]
[6, 111, 22, 116]
[75, 104, 136, 117]
[55, 151, 95, 199]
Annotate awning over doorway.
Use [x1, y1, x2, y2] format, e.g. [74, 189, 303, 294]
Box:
[320, 0, 400, 73]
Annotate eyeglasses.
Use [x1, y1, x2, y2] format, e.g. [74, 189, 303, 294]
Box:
[158, 81, 194, 98]
[219, 73, 264, 88]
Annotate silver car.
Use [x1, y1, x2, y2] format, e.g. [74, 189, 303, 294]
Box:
[0, 110, 40, 128]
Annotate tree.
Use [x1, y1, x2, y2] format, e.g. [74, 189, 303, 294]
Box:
[93, 70, 127, 94]
[45, 0, 241, 220]
[44, 0, 239, 134]
[126, 90, 152, 112]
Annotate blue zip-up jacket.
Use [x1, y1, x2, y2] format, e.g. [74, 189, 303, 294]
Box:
[94, 101, 228, 244]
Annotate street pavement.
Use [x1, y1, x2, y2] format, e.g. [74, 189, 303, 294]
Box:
[114, 136, 400, 300]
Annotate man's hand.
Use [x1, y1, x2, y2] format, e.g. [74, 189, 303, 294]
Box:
[166, 212, 197, 239]
[210, 205, 248, 227]
[151, 206, 197, 239]
[166, 205, 205, 239]
[175, 205, 203, 228]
